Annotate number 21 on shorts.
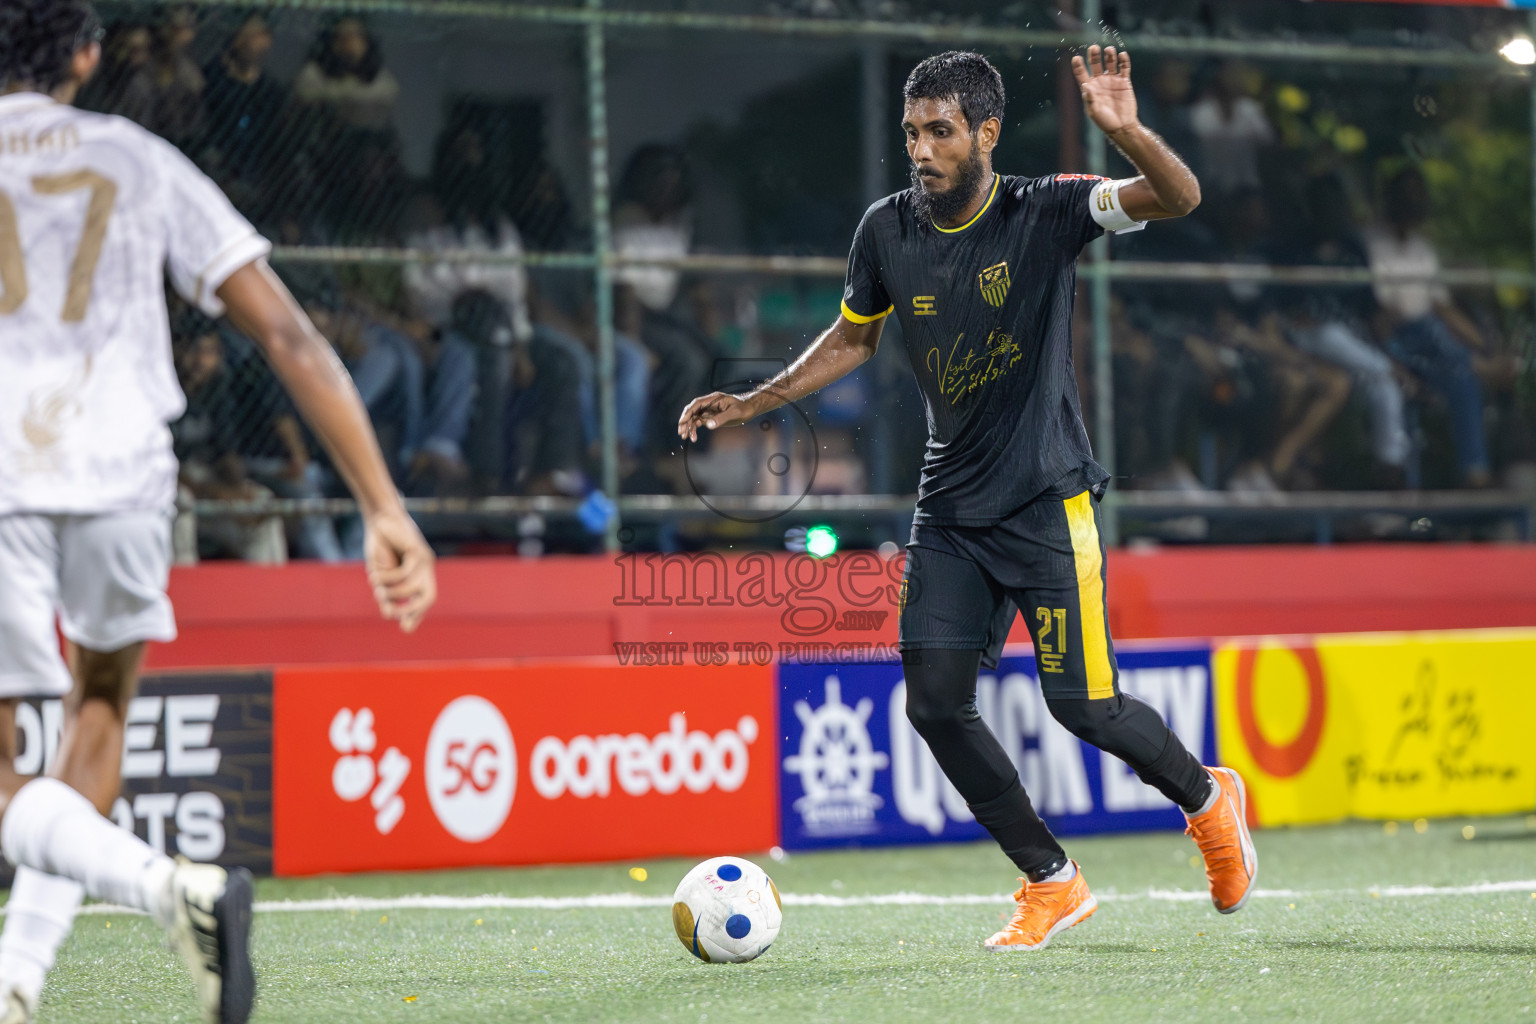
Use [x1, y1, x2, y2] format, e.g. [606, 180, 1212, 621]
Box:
[1035, 606, 1067, 673]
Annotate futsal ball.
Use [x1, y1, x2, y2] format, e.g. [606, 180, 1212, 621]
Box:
[671, 856, 782, 963]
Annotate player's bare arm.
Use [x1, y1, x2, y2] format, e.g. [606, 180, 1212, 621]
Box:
[677, 314, 884, 442]
[217, 260, 437, 633]
[1071, 45, 1201, 221]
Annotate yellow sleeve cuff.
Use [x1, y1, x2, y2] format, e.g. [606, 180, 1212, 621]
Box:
[841, 300, 894, 325]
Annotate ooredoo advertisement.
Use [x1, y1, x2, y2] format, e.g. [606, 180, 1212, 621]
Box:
[272, 661, 779, 875]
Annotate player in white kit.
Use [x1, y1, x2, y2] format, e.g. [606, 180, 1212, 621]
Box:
[0, 3, 438, 1021]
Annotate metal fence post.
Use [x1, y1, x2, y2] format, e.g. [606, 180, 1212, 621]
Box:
[1080, 0, 1118, 545]
[588, 0, 621, 550]
[861, 32, 893, 496]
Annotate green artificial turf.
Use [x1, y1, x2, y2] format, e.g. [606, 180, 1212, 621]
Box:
[21, 815, 1536, 1024]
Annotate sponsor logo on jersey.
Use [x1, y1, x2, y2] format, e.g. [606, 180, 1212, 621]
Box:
[912, 295, 937, 316]
[978, 261, 1010, 307]
[928, 326, 1022, 403]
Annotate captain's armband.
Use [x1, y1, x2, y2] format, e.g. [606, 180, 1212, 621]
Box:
[1089, 178, 1148, 235]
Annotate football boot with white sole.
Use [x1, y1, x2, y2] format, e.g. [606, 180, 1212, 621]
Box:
[0, 987, 33, 1024]
[1185, 766, 1259, 914]
[164, 859, 256, 1024]
[984, 863, 1097, 951]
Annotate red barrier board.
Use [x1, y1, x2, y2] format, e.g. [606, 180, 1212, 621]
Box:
[152, 546, 1536, 671]
[272, 661, 777, 875]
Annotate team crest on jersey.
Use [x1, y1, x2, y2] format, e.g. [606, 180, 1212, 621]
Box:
[978, 262, 1010, 307]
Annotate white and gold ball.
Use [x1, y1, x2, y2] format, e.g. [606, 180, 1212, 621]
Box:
[671, 857, 782, 963]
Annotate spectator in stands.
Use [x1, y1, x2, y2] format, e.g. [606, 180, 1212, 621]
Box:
[1107, 298, 1207, 493]
[614, 144, 717, 476]
[293, 15, 398, 136]
[449, 291, 586, 497]
[1137, 59, 1199, 177]
[399, 188, 608, 497]
[200, 12, 291, 220]
[289, 16, 406, 244]
[402, 182, 534, 344]
[172, 309, 348, 563]
[1281, 175, 1411, 485]
[615, 145, 693, 318]
[1210, 191, 1351, 493]
[76, 21, 151, 114]
[171, 317, 286, 564]
[418, 130, 651, 490]
[511, 158, 581, 253]
[526, 278, 653, 490]
[404, 289, 481, 497]
[117, 3, 205, 153]
[1189, 62, 1273, 200]
[302, 288, 423, 478]
[513, 161, 653, 486]
[1365, 167, 1491, 487]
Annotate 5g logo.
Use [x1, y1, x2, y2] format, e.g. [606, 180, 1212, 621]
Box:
[425, 696, 518, 843]
[441, 741, 502, 796]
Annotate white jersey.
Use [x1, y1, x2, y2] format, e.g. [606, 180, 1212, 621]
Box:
[0, 92, 270, 516]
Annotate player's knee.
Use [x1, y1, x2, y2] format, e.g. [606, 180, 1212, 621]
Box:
[903, 677, 972, 736]
[904, 691, 977, 739]
[1046, 694, 1119, 748]
[67, 645, 143, 719]
[1045, 693, 1172, 771]
[901, 648, 981, 738]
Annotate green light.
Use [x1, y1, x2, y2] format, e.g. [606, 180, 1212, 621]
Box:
[805, 524, 839, 559]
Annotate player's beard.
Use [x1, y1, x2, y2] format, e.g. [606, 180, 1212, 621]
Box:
[910, 136, 987, 226]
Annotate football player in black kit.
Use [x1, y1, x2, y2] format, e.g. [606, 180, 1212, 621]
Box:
[680, 47, 1256, 950]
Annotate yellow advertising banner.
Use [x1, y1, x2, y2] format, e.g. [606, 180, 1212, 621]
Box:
[1213, 629, 1536, 827]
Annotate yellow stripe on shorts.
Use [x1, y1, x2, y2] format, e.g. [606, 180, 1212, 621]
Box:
[1064, 490, 1115, 700]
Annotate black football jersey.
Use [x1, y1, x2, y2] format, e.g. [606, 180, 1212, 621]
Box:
[842, 172, 1111, 525]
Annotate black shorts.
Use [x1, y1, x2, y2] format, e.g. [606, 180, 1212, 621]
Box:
[898, 472, 1119, 700]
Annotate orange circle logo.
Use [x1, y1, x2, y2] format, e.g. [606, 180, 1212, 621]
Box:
[1234, 644, 1327, 778]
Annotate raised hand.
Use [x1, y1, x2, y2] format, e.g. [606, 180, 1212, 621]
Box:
[1071, 45, 1138, 136]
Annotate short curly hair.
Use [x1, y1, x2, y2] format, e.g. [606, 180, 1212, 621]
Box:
[0, 0, 102, 93]
[903, 51, 1006, 134]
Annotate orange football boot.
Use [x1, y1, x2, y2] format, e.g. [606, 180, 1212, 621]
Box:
[1185, 766, 1258, 914]
[983, 863, 1097, 951]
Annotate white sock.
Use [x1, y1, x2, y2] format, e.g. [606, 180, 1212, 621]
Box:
[1, 779, 175, 925]
[0, 868, 83, 1004]
[1041, 860, 1076, 884]
[1186, 771, 1220, 818]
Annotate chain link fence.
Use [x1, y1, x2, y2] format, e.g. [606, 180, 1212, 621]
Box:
[92, 0, 1536, 559]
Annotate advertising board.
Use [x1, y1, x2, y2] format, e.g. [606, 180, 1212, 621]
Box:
[778, 644, 1215, 850]
[1214, 630, 1536, 826]
[7, 671, 273, 876]
[272, 661, 778, 875]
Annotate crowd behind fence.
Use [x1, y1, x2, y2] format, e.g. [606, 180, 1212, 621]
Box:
[81, 0, 1536, 560]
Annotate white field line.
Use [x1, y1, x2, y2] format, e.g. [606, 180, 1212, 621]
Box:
[31, 878, 1535, 917]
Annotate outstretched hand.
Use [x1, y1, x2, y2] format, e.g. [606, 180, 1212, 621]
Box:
[1071, 45, 1138, 136]
[677, 391, 756, 443]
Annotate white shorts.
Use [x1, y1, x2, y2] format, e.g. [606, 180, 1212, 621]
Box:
[0, 511, 177, 699]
